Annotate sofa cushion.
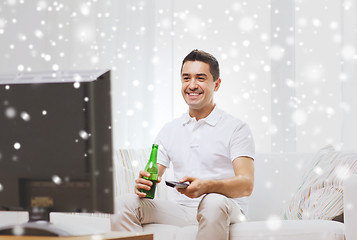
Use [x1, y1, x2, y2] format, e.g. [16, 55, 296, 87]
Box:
[282, 145, 357, 220]
[143, 224, 180, 240]
[142, 220, 344, 240]
[230, 220, 344, 240]
[248, 152, 314, 220]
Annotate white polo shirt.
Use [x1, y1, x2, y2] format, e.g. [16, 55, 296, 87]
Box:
[154, 106, 255, 213]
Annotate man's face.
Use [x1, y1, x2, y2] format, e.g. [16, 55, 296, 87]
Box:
[181, 61, 221, 112]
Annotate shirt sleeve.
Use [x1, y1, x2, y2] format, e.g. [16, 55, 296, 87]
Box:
[229, 121, 255, 161]
[154, 123, 171, 168]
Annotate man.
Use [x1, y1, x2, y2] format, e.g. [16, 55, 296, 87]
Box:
[111, 50, 255, 240]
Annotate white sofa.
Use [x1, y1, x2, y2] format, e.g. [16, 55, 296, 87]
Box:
[1, 151, 357, 240]
[112, 150, 356, 240]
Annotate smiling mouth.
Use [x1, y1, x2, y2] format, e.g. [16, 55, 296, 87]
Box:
[187, 92, 202, 96]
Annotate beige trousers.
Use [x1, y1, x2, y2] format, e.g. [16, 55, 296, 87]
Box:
[111, 193, 245, 240]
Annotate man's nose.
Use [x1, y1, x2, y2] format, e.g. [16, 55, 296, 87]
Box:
[188, 79, 198, 89]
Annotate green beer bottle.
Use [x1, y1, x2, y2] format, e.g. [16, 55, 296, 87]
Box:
[140, 144, 159, 199]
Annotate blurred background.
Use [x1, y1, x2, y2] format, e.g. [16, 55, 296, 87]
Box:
[0, 0, 356, 152]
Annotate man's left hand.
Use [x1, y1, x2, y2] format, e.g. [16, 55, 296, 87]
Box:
[176, 176, 209, 198]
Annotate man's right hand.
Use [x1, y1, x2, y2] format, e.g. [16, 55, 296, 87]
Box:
[134, 170, 161, 197]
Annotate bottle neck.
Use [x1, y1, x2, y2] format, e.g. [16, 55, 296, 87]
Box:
[150, 144, 158, 163]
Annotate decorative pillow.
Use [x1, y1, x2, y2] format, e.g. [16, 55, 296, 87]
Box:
[113, 148, 169, 199]
[113, 149, 150, 196]
[282, 145, 357, 220]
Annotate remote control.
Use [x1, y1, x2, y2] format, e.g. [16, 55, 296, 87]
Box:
[165, 181, 189, 189]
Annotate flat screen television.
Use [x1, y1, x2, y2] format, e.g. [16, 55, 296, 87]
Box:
[0, 69, 114, 236]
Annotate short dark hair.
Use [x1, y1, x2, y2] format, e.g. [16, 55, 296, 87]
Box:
[181, 49, 220, 81]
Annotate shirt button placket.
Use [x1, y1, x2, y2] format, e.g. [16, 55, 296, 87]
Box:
[189, 122, 200, 176]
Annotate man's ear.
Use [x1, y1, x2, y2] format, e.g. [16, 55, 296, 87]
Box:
[214, 78, 221, 92]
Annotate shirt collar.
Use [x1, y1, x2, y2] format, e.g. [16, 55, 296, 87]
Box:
[181, 106, 222, 127]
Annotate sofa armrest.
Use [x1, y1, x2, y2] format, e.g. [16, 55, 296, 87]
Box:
[344, 174, 357, 240]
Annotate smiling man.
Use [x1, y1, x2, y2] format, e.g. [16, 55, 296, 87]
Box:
[111, 50, 255, 240]
[181, 59, 220, 120]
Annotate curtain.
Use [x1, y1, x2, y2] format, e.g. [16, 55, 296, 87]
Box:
[0, 0, 356, 151]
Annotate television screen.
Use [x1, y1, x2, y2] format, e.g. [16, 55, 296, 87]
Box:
[0, 70, 114, 218]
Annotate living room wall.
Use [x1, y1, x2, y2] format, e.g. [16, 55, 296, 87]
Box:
[0, 0, 356, 152]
